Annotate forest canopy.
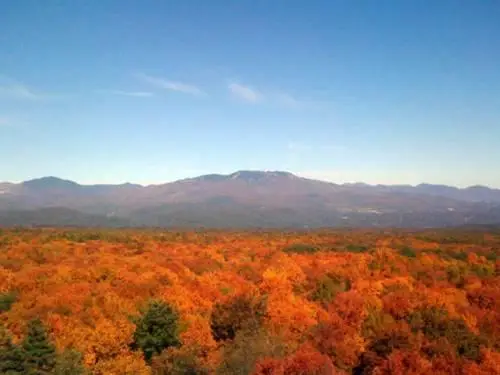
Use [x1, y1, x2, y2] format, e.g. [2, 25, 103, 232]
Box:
[0, 228, 499, 374]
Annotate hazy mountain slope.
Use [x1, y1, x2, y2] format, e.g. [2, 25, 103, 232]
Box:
[135, 171, 483, 212]
[0, 171, 500, 228]
[0, 177, 143, 214]
[0, 207, 131, 227]
[346, 183, 500, 203]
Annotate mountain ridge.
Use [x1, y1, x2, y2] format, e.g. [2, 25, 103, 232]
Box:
[4, 171, 499, 191]
[1, 170, 500, 228]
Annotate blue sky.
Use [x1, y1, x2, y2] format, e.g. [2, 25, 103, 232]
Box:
[1, 1, 499, 187]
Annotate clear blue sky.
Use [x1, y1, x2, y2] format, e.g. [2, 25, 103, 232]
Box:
[1, 1, 499, 187]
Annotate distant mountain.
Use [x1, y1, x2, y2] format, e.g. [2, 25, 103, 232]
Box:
[1, 171, 500, 228]
[396, 183, 500, 203]
[0, 207, 130, 227]
[22, 176, 80, 190]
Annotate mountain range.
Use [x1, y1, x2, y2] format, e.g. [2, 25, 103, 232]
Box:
[1, 171, 500, 228]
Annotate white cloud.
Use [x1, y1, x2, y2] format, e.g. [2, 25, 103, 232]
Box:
[228, 82, 261, 103]
[137, 73, 204, 96]
[0, 84, 46, 100]
[98, 89, 154, 97]
[0, 117, 22, 129]
[275, 93, 300, 107]
[227, 81, 318, 109]
[272, 92, 311, 109]
[0, 76, 64, 101]
[272, 90, 329, 110]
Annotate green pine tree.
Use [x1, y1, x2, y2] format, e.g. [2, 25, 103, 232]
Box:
[0, 325, 26, 374]
[22, 318, 57, 375]
[53, 349, 87, 375]
[131, 300, 181, 362]
[0, 291, 18, 313]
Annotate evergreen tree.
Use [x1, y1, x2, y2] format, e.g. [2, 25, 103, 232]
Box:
[0, 291, 18, 313]
[0, 325, 25, 374]
[53, 349, 87, 375]
[131, 300, 181, 362]
[22, 318, 57, 375]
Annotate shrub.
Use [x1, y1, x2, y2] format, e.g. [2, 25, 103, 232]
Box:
[216, 328, 285, 375]
[53, 349, 87, 375]
[311, 275, 350, 306]
[369, 330, 411, 358]
[485, 251, 498, 261]
[0, 291, 18, 313]
[151, 348, 209, 375]
[345, 244, 369, 253]
[361, 310, 396, 340]
[283, 243, 319, 254]
[446, 266, 467, 288]
[354, 328, 412, 375]
[131, 300, 181, 362]
[408, 307, 486, 361]
[408, 307, 449, 339]
[446, 250, 468, 261]
[470, 264, 494, 278]
[398, 246, 417, 258]
[210, 294, 267, 342]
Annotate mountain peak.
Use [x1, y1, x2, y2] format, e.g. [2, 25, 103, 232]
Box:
[22, 176, 80, 190]
[228, 170, 296, 182]
[184, 170, 298, 184]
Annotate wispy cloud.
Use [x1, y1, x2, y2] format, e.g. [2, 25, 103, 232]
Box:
[0, 117, 22, 129]
[228, 82, 261, 103]
[98, 89, 154, 98]
[137, 73, 204, 96]
[272, 92, 319, 110]
[227, 81, 317, 109]
[0, 77, 63, 101]
[0, 83, 47, 101]
[274, 93, 303, 108]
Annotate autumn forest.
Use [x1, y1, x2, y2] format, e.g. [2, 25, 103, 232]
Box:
[1, 228, 499, 374]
